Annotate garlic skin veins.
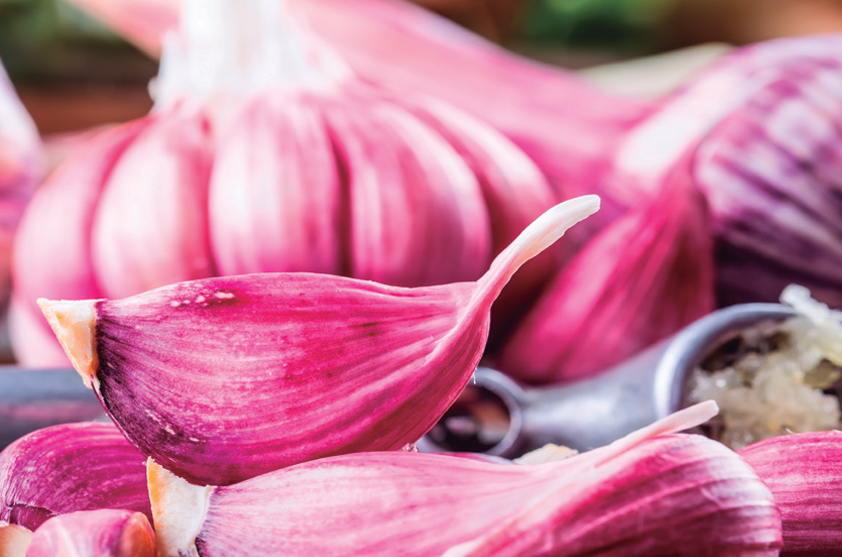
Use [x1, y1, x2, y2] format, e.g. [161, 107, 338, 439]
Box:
[39, 196, 599, 487]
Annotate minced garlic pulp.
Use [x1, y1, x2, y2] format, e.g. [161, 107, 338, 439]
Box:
[687, 285, 842, 450]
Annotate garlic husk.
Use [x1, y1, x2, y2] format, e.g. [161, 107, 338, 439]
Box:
[0, 423, 151, 531]
[38, 196, 598, 486]
[739, 430, 842, 555]
[91, 105, 216, 299]
[499, 160, 715, 384]
[149, 401, 781, 557]
[25, 509, 156, 557]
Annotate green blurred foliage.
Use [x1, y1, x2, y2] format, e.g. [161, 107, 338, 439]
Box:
[0, 0, 147, 82]
[520, 0, 674, 54]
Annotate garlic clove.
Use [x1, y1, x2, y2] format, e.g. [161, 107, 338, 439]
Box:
[0, 422, 151, 532]
[323, 88, 492, 287]
[12, 119, 151, 366]
[149, 402, 780, 557]
[90, 106, 216, 299]
[500, 161, 715, 384]
[39, 196, 598, 486]
[442, 433, 781, 557]
[739, 430, 842, 555]
[25, 509, 156, 557]
[208, 89, 342, 276]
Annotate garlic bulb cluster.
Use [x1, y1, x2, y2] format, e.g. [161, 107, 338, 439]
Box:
[11, 0, 555, 367]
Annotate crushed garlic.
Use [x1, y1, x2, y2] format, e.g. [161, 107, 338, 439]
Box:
[687, 285, 842, 450]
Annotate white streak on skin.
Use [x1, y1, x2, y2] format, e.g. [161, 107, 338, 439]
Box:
[213, 291, 234, 299]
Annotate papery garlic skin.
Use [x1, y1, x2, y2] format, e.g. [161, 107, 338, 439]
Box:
[25, 509, 156, 557]
[739, 431, 842, 556]
[149, 402, 780, 557]
[39, 197, 598, 486]
[0, 422, 151, 531]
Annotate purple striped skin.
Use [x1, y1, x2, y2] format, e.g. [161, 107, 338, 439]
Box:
[56, 197, 599, 487]
[26, 509, 156, 557]
[0, 422, 151, 531]
[739, 431, 842, 556]
[157, 434, 781, 557]
[614, 34, 842, 308]
[95, 274, 481, 486]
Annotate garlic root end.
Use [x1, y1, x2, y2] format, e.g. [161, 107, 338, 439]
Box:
[147, 458, 212, 557]
[37, 298, 99, 389]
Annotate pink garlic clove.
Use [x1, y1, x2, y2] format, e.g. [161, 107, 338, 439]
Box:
[322, 87, 491, 287]
[149, 401, 781, 557]
[0, 422, 152, 532]
[739, 431, 842, 556]
[12, 119, 152, 367]
[25, 509, 155, 557]
[208, 89, 342, 276]
[39, 196, 598, 486]
[90, 105, 216, 299]
[499, 160, 715, 384]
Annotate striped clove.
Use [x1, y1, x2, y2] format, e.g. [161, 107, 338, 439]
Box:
[739, 431, 842, 555]
[148, 401, 782, 557]
[24, 509, 155, 557]
[38, 196, 598, 486]
[499, 158, 715, 383]
[0, 422, 151, 532]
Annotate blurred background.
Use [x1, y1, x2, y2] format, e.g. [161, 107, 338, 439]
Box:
[4, 0, 842, 136]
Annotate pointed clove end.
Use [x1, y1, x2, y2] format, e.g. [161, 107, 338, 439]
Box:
[0, 524, 33, 557]
[36, 298, 99, 389]
[147, 458, 212, 557]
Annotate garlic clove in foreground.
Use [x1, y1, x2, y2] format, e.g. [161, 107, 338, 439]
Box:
[739, 431, 842, 555]
[38, 196, 599, 486]
[148, 401, 781, 557]
[0, 422, 152, 532]
[24, 509, 156, 557]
